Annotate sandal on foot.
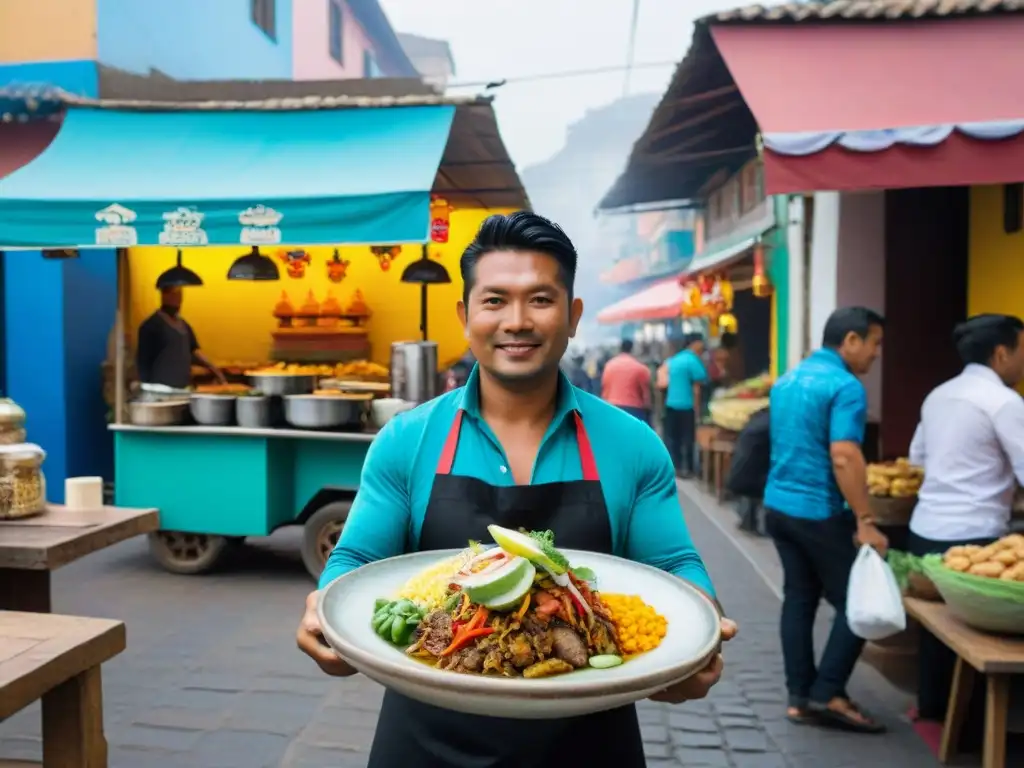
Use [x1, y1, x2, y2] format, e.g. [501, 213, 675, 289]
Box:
[809, 701, 886, 734]
[786, 707, 819, 725]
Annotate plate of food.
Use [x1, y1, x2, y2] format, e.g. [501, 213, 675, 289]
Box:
[318, 525, 721, 719]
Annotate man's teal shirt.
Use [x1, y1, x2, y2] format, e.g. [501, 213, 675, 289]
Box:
[320, 366, 715, 597]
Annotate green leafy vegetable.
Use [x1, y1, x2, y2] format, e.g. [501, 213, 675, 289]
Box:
[887, 549, 925, 591]
[571, 566, 596, 583]
[527, 529, 570, 572]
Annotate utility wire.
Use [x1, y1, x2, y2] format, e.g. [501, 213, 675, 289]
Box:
[445, 60, 677, 91]
[622, 0, 642, 97]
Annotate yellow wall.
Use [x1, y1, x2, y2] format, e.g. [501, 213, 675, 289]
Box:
[0, 0, 97, 63]
[967, 185, 1024, 393]
[126, 209, 511, 370]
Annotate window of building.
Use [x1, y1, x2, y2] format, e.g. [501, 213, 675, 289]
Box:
[363, 51, 381, 78]
[251, 0, 276, 41]
[329, 0, 344, 64]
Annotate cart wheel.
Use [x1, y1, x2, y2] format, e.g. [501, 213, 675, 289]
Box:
[301, 501, 352, 581]
[148, 531, 233, 575]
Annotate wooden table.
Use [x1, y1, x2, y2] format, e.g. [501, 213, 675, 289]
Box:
[0, 611, 125, 768]
[904, 597, 1024, 768]
[0, 506, 159, 613]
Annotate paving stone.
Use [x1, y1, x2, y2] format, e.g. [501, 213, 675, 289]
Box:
[638, 705, 667, 724]
[668, 712, 718, 733]
[299, 723, 375, 752]
[132, 706, 226, 731]
[284, 743, 369, 768]
[0, 736, 41, 761]
[672, 730, 723, 749]
[724, 727, 771, 753]
[108, 724, 203, 752]
[732, 751, 791, 768]
[719, 715, 760, 730]
[189, 729, 291, 768]
[643, 741, 673, 760]
[641, 723, 670, 743]
[714, 703, 757, 719]
[672, 747, 733, 767]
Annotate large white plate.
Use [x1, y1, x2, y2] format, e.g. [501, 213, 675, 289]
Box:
[318, 549, 721, 719]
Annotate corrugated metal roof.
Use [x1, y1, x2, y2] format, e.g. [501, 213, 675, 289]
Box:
[711, 0, 1024, 23]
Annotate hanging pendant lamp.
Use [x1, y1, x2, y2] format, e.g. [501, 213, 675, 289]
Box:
[227, 245, 280, 281]
[156, 250, 204, 289]
[400, 251, 451, 285]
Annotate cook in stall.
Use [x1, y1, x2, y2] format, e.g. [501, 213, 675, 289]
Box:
[297, 212, 736, 768]
[136, 285, 226, 389]
[906, 314, 1024, 725]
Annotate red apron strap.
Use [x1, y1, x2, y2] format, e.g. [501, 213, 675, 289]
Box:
[573, 411, 600, 482]
[436, 410, 465, 475]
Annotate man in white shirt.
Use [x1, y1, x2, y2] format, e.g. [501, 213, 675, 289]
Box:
[907, 313, 1024, 724]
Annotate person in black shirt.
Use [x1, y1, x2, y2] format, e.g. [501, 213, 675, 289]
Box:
[136, 286, 225, 388]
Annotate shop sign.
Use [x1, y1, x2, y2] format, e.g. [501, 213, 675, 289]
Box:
[159, 207, 208, 246]
[94, 204, 138, 246]
[239, 205, 283, 245]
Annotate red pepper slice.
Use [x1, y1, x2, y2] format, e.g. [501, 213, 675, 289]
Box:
[569, 592, 586, 617]
[440, 627, 494, 656]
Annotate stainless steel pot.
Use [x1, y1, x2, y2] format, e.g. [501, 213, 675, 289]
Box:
[247, 374, 316, 396]
[129, 400, 189, 427]
[190, 394, 237, 426]
[236, 395, 272, 429]
[390, 341, 438, 404]
[283, 395, 369, 430]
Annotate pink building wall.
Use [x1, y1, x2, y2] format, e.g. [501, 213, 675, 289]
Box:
[292, 0, 373, 80]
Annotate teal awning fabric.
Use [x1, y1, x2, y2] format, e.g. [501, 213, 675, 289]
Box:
[0, 104, 456, 247]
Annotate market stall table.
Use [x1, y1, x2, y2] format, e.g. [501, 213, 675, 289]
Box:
[0, 611, 125, 767]
[904, 597, 1024, 768]
[0, 506, 159, 613]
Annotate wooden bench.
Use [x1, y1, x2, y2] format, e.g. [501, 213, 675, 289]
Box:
[0, 505, 158, 613]
[0, 611, 126, 767]
[904, 597, 1024, 768]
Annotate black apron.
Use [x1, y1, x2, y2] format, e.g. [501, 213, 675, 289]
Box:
[367, 409, 647, 768]
[149, 314, 194, 389]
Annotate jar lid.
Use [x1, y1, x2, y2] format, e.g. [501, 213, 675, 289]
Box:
[0, 442, 46, 461]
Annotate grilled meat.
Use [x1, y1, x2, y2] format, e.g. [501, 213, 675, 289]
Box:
[551, 624, 588, 668]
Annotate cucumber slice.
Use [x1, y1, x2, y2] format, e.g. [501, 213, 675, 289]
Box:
[459, 557, 534, 605]
[479, 563, 538, 611]
[588, 654, 623, 669]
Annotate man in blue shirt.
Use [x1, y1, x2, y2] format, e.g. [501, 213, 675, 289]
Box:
[764, 306, 888, 734]
[658, 333, 708, 477]
[296, 212, 735, 768]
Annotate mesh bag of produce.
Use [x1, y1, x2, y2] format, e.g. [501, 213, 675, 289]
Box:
[922, 555, 1024, 634]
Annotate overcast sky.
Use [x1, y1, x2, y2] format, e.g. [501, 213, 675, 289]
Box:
[380, 0, 738, 169]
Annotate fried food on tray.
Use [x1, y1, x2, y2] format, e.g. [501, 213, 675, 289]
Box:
[371, 526, 667, 679]
[943, 534, 1024, 580]
[867, 458, 924, 497]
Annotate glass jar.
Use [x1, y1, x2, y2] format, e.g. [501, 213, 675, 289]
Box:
[0, 399, 27, 446]
[0, 443, 46, 519]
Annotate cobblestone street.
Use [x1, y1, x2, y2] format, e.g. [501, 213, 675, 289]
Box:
[1, 487, 946, 767]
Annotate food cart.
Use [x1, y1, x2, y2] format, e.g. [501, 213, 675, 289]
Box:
[0, 85, 528, 579]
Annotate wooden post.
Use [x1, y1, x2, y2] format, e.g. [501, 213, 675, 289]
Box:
[113, 248, 127, 425]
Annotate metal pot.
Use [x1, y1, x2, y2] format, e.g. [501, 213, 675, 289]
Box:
[390, 341, 438, 404]
[190, 394, 237, 426]
[283, 394, 369, 430]
[129, 400, 189, 427]
[247, 373, 316, 396]
[236, 395, 272, 429]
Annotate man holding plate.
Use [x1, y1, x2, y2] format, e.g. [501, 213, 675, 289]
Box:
[297, 212, 737, 768]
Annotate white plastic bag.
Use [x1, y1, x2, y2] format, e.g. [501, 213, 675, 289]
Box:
[846, 545, 906, 641]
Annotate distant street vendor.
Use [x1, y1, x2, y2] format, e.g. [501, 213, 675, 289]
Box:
[136, 286, 225, 389]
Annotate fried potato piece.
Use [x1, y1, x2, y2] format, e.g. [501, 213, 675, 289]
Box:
[945, 546, 968, 559]
[945, 556, 971, 572]
[993, 549, 1019, 566]
[1001, 562, 1024, 581]
[970, 544, 1002, 564]
[968, 561, 1005, 578]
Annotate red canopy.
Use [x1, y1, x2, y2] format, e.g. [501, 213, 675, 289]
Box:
[597, 279, 683, 325]
[712, 18, 1024, 193]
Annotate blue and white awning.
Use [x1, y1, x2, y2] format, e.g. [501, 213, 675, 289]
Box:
[0, 103, 457, 247]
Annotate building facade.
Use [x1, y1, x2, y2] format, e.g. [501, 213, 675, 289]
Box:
[0, 0, 418, 96]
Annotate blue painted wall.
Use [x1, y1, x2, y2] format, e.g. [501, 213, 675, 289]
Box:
[4, 251, 116, 503]
[96, 0, 294, 80]
[0, 60, 98, 96]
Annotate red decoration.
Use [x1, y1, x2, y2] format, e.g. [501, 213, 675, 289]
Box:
[430, 196, 451, 244]
[326, 249, 350, 283]
[371, 245, 401, 272]
[276, 248, 311, 279]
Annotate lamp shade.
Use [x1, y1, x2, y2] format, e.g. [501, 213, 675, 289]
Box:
[400, 258, 451, 285]
[227, 246, 280, 281]
[156, 250, 203, 289]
